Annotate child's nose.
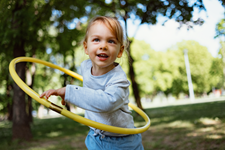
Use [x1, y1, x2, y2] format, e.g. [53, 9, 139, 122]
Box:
[100, 42, 107, 50]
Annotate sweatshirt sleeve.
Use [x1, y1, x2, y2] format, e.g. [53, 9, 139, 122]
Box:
[64, 80, 130, 113]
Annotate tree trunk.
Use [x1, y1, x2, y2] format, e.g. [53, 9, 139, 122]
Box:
[7, 103, 13, 121]
[127, 41, 144, 110]
[123, 14, 143, 110]
[12, 46, 32, 140]
[11, 0, 32, 141]
[6, 74, 13, 121]
[26, 54, 36, 123]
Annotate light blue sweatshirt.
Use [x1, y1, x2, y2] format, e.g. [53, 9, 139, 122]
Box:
[65, 59, 134, 136]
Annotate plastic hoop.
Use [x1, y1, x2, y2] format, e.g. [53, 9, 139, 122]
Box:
[9, 57, 150, 134]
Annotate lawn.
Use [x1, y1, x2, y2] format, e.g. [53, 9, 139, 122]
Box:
[0, 100, 225, 150]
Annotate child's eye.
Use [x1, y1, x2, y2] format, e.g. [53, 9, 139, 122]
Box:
[93, 38, 100, 42]
[108, 40, 116, 44]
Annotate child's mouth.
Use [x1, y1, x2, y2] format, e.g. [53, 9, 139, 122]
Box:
[97, 54, 108, 58]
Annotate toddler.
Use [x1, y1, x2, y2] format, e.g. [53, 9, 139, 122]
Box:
[40, 16, 144, 150]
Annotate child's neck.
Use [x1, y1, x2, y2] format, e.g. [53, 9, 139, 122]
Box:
[91, 64, 116, 76]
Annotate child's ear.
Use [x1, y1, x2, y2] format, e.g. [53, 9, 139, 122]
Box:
[83, 41, 88, 55]
[117, 45, 124, 58]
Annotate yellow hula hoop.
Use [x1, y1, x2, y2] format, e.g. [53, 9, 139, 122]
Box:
[9, 57, 150, 134]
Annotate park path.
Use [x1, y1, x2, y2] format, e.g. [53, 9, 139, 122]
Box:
[141, 96, 225, 109]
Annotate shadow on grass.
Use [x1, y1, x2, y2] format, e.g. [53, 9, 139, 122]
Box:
[0, 115, 89, 150]
[31, 116, 89, 140]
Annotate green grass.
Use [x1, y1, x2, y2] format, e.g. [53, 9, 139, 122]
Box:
[0, 101, 225, 150]
[141, 101, 225, 150]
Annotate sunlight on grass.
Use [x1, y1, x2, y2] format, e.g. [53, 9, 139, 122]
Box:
[0, 120, 11, 127]
[28, 145, 55, 150]
[47, 131, 62, 137]
[168, 120, 194, 128]
[0, 122, 5, 127]
[28, 147, 48, 150]
[206, 134, 223, 139]
[134, 121, 146, 127]
[198, 127, 214, 132]
[199, 117, 221, 125]
[186, 117, 224, 139]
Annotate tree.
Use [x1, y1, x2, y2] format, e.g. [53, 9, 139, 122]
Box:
[128, 39, 159, 100]
[121, 39, 220, 99]
[168, 40, 215, 97]
[88, 0, 206, 109]
[0, 0, 88, 140]
[0, 53, 13, 120]
[0, 0, 59, 140]
[215, 18, 225, 90]
[210, 50, 223, 89]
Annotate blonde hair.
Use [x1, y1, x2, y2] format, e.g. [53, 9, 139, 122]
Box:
[83, 16, 126, 48]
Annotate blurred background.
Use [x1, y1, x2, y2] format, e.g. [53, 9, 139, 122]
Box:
[0, 0, 225, 146]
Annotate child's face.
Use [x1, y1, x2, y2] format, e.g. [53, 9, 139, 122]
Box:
[83, 22, 124, 75]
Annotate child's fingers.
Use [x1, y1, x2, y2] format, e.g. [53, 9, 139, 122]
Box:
[39, 91, 46, 98]
[39, 89, 55, 99]
[39, 88, 64, 100]
[45, 90, 55, 99]
[61, 99, 66, 105]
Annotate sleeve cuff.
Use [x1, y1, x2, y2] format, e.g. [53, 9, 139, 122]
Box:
[65, 84, 80, 104]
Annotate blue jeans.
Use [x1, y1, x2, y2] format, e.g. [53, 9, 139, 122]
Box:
[85, 129, 144, 150]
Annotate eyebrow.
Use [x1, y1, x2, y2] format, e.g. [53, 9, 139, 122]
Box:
[90, 34, 117, 39]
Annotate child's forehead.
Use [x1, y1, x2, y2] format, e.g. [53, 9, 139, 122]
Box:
[90, 21, 115, 34]
[91, 21, 106, 28]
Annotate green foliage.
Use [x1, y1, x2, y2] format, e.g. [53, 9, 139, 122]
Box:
[0, 94, 12, 115]
[128, 39, 219, 98]
[130, 40, 157, 96]
[215, 18, 225, 38]
[168, 40, 216, 96]
[88, 0, 205, 27]
[210, 56, 223, 88]
[0, 0, 52, 53]
[0, 0, 89, 115]
[215, 18, 225, 89]
[0, 53, 13, 115]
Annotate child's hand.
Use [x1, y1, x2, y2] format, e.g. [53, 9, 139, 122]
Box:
[39, 87, 66, 105]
